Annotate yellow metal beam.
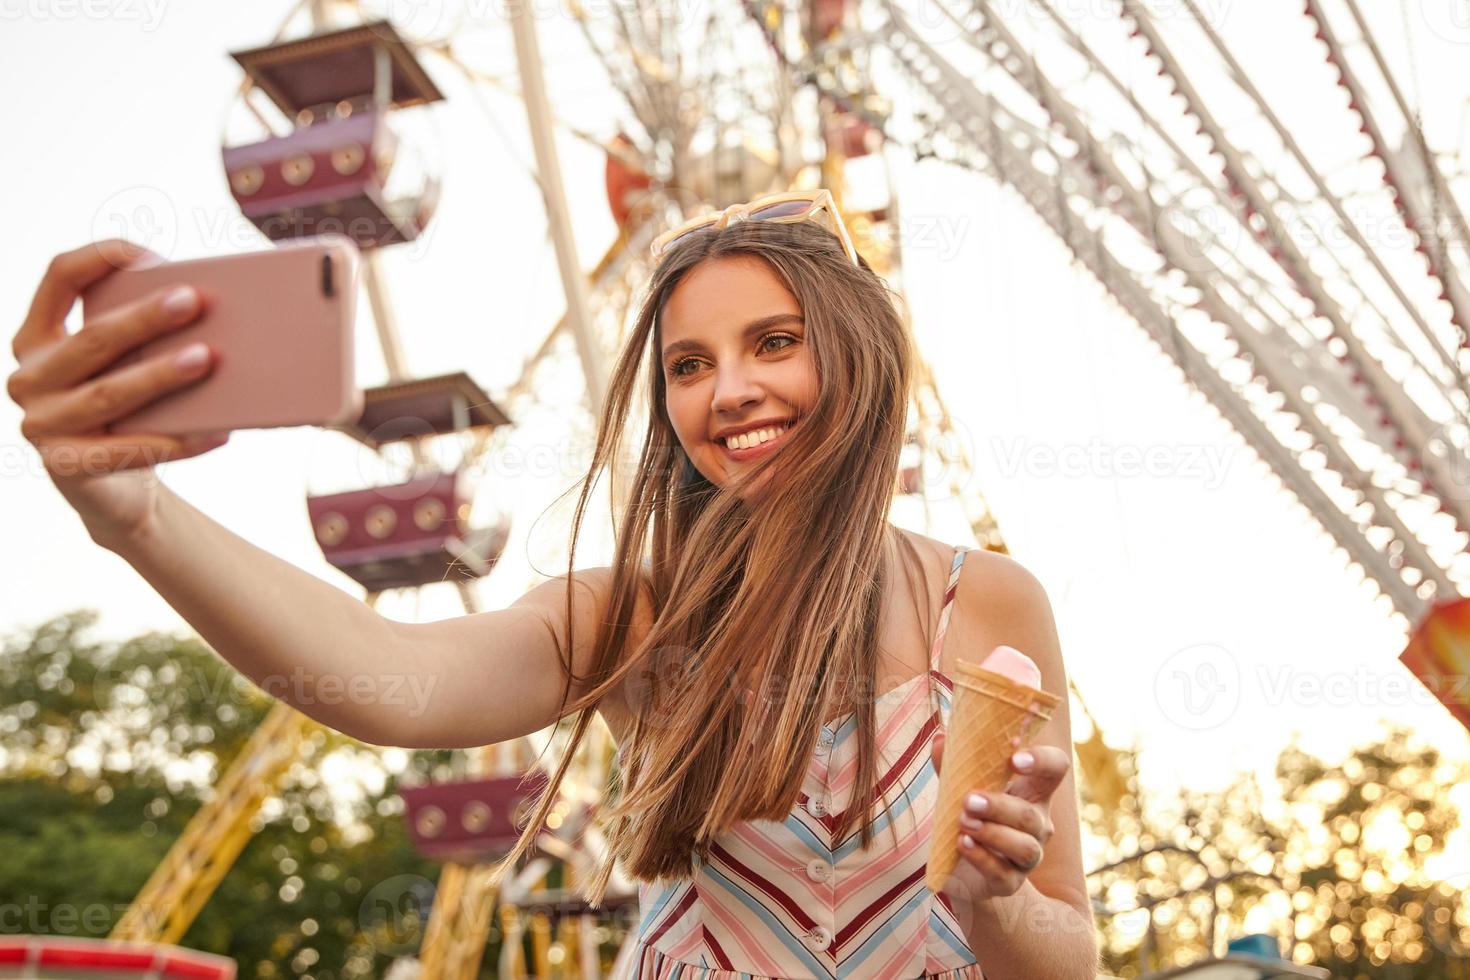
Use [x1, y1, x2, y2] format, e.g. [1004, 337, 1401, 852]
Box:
[110, 701, 316, 943]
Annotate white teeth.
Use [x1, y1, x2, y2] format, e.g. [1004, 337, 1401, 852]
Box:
[726, 422, 790, 450]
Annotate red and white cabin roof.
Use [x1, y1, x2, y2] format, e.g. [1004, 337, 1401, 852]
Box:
[0, 937, 236, 980]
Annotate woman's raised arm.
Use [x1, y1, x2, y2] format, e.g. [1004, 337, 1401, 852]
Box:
[108, 482, 638, 749]
[9, 240, 636, 749]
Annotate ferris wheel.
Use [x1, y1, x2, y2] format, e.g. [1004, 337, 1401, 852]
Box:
[106, 6, 643, 977]
[741, 0, 1470, 971]
[743, 0, 1470, 726]
[96, 0, 1146, 975]
[779, 0, 1470, 625]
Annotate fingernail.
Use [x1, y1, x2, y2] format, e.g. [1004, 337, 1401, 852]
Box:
[161, 286, 198, 317]
[184, 431, 228, 450]
[966, 793, 987, 814]
[961, 834, 976, 848]
[174, 343, 209, 370]
[1013, 751, 1034, 771]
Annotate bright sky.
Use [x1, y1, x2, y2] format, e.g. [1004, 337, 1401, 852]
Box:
[3, 0, 1469, 885]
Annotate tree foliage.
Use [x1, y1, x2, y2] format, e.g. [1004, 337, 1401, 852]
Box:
[3, 611, 1467, 978]
[1080, 719, 1470, 978]
[0, 611, 455, 978]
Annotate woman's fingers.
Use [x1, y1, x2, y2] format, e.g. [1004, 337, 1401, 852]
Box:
[34, 430, 230, 478]
[14, 239, 159, 360]
[1002, 744, 1072, 803]
[11, 285, 202, 398]
[959, 811, 1044, 871]
[957, 832, 1025, 892]
[19, 339, 215, 441]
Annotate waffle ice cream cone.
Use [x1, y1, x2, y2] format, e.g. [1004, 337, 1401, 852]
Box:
[926, 655, 1060, 893]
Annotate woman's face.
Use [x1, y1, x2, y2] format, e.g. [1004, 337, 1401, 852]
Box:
[659, 255, 819, 496]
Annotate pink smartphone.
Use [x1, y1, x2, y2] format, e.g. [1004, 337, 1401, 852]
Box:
[81, 235, 364, 437]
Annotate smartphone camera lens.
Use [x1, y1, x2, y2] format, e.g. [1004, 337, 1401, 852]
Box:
[321, 254, 335, 297]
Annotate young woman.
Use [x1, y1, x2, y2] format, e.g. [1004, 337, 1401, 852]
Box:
[8, 191, 1098, 978]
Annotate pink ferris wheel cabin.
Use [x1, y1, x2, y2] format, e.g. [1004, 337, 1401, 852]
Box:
[222, 20, 445, 250]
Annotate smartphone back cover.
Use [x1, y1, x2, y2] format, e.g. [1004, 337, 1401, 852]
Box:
[84, 236, 364, 436]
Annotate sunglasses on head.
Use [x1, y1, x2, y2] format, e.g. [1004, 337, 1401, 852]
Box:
[649, 188, 861, 267]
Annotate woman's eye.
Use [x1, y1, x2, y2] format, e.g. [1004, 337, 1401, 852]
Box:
[669, 335, 795, 379]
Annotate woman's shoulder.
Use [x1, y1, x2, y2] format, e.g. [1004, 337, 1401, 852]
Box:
[892, 526, 1057, 661]
[553, 564, 655, 747]
[894, 526, 1036, 589]
[941, 542, 1063, 678]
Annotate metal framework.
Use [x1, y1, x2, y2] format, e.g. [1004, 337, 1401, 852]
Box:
[740, 0, 1470, 627]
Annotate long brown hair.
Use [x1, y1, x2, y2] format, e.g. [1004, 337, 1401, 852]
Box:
[489, 216, 931, 906]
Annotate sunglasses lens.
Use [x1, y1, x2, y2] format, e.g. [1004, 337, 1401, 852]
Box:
[749, 199, 813, 220]
[664, 213, 729, 251]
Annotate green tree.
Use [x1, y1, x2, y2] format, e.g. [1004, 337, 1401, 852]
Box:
[0, 610, 455, 978]
[1081, 724, 1470, 978]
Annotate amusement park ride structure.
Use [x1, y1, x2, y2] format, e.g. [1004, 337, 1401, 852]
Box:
[92, 4, 1037, 975]
[30, 0, 1465, 976]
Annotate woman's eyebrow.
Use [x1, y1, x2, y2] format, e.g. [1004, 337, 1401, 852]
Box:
[661, 313, 805, 361]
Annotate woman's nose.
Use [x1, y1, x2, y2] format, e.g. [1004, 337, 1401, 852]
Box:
[711, 367, 763, 414]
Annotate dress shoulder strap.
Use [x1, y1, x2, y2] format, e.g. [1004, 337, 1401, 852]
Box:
[928, 544, 971, 672]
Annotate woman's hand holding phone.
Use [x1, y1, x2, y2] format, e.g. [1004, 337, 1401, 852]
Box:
[6, 239, 230, 548]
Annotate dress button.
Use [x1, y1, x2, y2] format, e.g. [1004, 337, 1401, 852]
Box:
[808, 795, 829, 818]
[805, 858, 832, 883]
[806, 925, 832, 951]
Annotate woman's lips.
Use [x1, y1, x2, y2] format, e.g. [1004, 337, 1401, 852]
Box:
[717, 423, 794, 461]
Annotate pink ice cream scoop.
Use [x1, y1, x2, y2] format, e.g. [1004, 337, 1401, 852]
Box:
[978, 644, 1042, 689]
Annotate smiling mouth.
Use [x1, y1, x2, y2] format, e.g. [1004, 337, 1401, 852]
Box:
[717, 420, 795, 459]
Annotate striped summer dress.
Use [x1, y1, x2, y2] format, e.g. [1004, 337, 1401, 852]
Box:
[614, 544, 984, 979]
